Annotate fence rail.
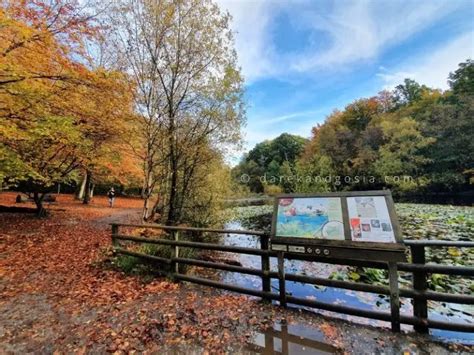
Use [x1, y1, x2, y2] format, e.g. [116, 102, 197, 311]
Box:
[110, 223, 474, 334]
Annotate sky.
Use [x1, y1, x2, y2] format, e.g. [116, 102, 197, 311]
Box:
[216, 0, 474, 162]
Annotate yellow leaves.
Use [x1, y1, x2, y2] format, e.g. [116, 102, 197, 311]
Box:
[0, 3, 137, 187]
[447, 247, 461, 257]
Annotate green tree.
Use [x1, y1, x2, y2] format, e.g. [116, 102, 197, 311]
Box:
[448, 59, 474, 96]
[393, 78, 430, 106]
[233, 133, 307, 193]
[294, 156, 334, 192]
[299, 99, 384, 190]
[374, 117, 434, 192]
[415, 95, 474, 191]
[278, 160, 294, 192]
[296, 64, 473, 196]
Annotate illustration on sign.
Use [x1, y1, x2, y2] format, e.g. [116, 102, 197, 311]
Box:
[347, 196, 395, 243]
[275, 197, 344, 240]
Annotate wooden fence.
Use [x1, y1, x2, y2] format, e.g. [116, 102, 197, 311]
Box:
[111, 223, 474, 334]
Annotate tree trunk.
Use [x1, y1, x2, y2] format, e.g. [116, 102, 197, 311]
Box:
[76, 173, 87, 200]
[166, 113, 178, 226]
[167, 165, 178, 226]
[83, 170, 92, 204]
[142, 152, 154, 221]
[33, 191, 46, 217]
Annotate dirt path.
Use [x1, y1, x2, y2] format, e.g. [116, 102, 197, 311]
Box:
[93, 207, 142, 228]
[0, 192, 471, 354]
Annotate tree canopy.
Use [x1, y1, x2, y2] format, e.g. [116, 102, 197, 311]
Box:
[232, 133, 307, 193]
[0, 0, 136, 214]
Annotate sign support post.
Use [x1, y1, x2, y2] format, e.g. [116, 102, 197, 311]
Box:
[388, 261, 401, 332]
[277, 252, 287, 307]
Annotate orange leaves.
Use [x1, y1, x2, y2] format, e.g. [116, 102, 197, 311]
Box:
[1, 2, 136, 189]
[320, 322, 339, 339]
[3, 0, 100, 55]
[319, 322, 344, 349]
[144, 281, 179, 293]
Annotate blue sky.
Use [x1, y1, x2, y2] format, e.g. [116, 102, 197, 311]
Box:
[216, 0, 474, 162]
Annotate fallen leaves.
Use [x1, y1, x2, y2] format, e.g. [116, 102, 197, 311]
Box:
[0, 193, 281, 352]
[319, 322, 344, 349]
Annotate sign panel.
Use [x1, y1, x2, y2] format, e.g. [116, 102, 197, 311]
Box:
[275, 197, 344, 240]
[270, 191, 405, 262]
[347, 196, 395, 243]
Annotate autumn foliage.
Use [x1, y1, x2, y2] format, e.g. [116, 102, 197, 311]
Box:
[0, 0, 137, 214]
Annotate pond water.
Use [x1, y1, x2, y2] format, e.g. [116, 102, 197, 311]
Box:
[218, 216, 474, 344]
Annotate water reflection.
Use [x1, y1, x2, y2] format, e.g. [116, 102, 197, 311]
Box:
[247, 322, 339, 354]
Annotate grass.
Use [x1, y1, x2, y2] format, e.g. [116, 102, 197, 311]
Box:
[114, 234, 204, 276]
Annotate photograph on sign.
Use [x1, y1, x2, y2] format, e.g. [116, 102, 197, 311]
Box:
[347, 196, 395, 243]
[275, 197, 344, 240]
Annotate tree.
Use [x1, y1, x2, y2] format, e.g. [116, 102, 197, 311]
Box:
[233, 133, 307, 193]
[296, 68, 474, 195]
[294, 155, 334, 193]
[232, 159, 265, 193]
[76, 28, 138, 204]
[448, 59, 474, 96]
[374, 116, 434, 192]
[111, 0, 245, 225]
[299, 98, 384, 190]
[0, 1, 134, 215]
[393, 78, 430, 107]
[297, 87, 436, 193]
[413, 95, 474, 191]
[279, 160, 295, 192]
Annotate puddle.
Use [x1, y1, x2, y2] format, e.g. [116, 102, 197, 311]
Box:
[246, 322, 339, 354]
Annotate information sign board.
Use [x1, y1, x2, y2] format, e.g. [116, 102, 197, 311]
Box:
[270, 190, 406, 262]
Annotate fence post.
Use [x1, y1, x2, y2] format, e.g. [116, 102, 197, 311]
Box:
[281, 323, 289, 354]
[411, 245, 429, 333]
[260, 234, 271, 299]
[111, 223, 118, 248]
[172, 231, 180, 275]
[278, 252, 286, 307]
[388, 261, 400, 332]
[264, 332, 274, 353]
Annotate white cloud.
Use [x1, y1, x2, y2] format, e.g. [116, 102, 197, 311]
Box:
[377, 31, 474, 90]
[256, 109, 324, 124]
[216, 0, 465, 82]
[216, 0, 280, 83]
[292, 0, 458, 72]
[243, 108, 325, 151]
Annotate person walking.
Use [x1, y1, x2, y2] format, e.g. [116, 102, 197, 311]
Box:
[107, 187, 116, 208]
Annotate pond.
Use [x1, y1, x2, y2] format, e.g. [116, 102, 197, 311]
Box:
[218, 203, 474, 344]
